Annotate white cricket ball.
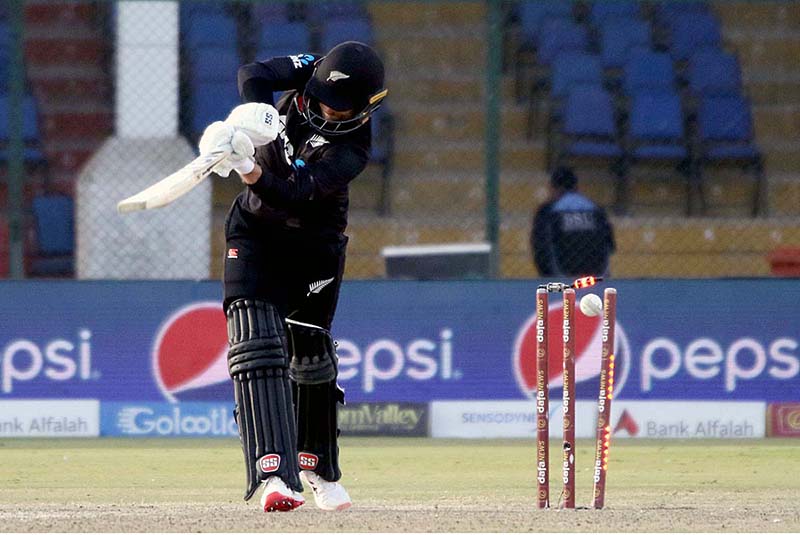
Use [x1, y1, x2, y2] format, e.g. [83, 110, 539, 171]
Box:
[580, 293, 603, 317]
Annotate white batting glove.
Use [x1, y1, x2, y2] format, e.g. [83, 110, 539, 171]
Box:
[225, 102, 280, 146]
[227, 130, 255, 177]
[198, 121, 255, 177]
[198, 121, 234, 155]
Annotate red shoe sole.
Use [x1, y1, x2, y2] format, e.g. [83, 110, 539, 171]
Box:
[263, 492, 305, 512]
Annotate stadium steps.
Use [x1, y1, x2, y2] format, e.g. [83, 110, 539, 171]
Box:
[499, 216, 800, 278]
[396, 102, 529, 141]
[341, 214, 800, 279]
[715, 1, 800, 29]
[370, 1, 487, 27]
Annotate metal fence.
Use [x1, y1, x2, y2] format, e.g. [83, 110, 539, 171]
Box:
[2, 0, 799, 280]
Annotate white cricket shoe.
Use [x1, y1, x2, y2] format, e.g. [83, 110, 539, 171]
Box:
[260, 476, 305, 512]
[300, 470, 352, 511]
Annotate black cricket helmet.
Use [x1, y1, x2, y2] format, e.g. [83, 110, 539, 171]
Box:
[301, 41, 387, 135]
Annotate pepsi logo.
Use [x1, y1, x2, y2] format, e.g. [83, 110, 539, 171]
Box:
[512, 298, 630, 400]
[152, 302, 230, 403]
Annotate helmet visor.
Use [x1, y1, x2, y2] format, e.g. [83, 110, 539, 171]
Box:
[300, 90, 381, 135]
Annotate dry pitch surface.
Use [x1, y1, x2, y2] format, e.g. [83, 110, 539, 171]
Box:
[1, 437, 798, 532]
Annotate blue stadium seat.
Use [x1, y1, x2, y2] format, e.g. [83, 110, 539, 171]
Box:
[696, 95, 764, 215]
[622, 91, 692, 213]
[687, 47, 742, 97]
[513, 2, 576, 103]
[32, 195, 74, 255]
[311, 1, 369, 21]
[653, 1, 711, 30]
[628, 92, 687, 159]
[554, 85, 624, 207]
[599, 17, 651, 70]
[559, 85, 623, 160]
[191, 82, 241, 136]
[517, 1, 573, 47]
[589, 0, 640, 26]
[30, 195, 74, 276]
[252, 3, 289, 23]
[320, 18, 374, 52]
[179, 1, 227, 21]
[0, 94, 45, 162]
[256, 21, 311, 60]
[537, 18, 589, 67]
[668, 12, 721, 62]
[622, 51, 676, 96]
[531, 50, 602, 139]
[189, 47, 240, 84]
[550, 51, 603, 100]
[183, 13, 238, 49]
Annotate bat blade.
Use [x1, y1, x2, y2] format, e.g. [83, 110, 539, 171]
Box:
[116, 150, 230, 214]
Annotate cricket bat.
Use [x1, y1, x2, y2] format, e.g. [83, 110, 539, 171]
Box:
[116, 150, 230, 214]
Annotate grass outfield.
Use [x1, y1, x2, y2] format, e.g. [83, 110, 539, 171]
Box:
[0, 437, 798, 532]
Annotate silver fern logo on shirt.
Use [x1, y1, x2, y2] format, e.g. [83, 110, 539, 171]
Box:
[308, 277, 335, 295]
[308, 134, 329, 148]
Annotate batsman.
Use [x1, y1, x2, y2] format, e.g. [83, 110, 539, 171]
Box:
[197, 41, 387, 512]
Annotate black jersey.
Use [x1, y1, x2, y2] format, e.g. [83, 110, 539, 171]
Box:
[531, 192, 615, 277]
[234, 54, 372, 236]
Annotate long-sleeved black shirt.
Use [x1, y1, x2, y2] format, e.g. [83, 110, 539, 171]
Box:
[234, 53, 372, 236]
[531, 191, 616, 277]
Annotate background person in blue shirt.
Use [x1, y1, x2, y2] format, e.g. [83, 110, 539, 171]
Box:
[530, 167, 616, 277]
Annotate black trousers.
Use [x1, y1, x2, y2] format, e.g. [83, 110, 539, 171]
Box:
[223, 201, 347, 483]
[223, 202, 347, 328]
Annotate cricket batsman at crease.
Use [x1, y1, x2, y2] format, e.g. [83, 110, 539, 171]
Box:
[196, 40, 387, 512]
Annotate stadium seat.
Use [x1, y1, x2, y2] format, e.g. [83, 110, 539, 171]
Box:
[623, 92, 691, 214]
[653, 1, 711, 30]
[252, 3, 289, 23]
[589, 0, 641, 26]
[512, 1, 575, 101]
[667, 12, 722, 62]
[536, 18, 590, 67]
[599, 17, 651, 71]
[0, 94, 46, 163]
[183, 13, 238, 49]
[555, 85, 624, 168]
[310, 1, 370, 22]
[622, 50, 676, 96]
[320, 18, 375, 51]
[549, 51, 603, 100]
[517, 1, 573, 48]
[628, 93, 687, 159]
[191, 81, 241, 137]
[189, 47, 240, 84]
[29, 194, 74, 277]
[695, 95, 764, 215]
[686, 47, 743, 98]
[535, 51, 603, 139]
[256, 21, 311, 60]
